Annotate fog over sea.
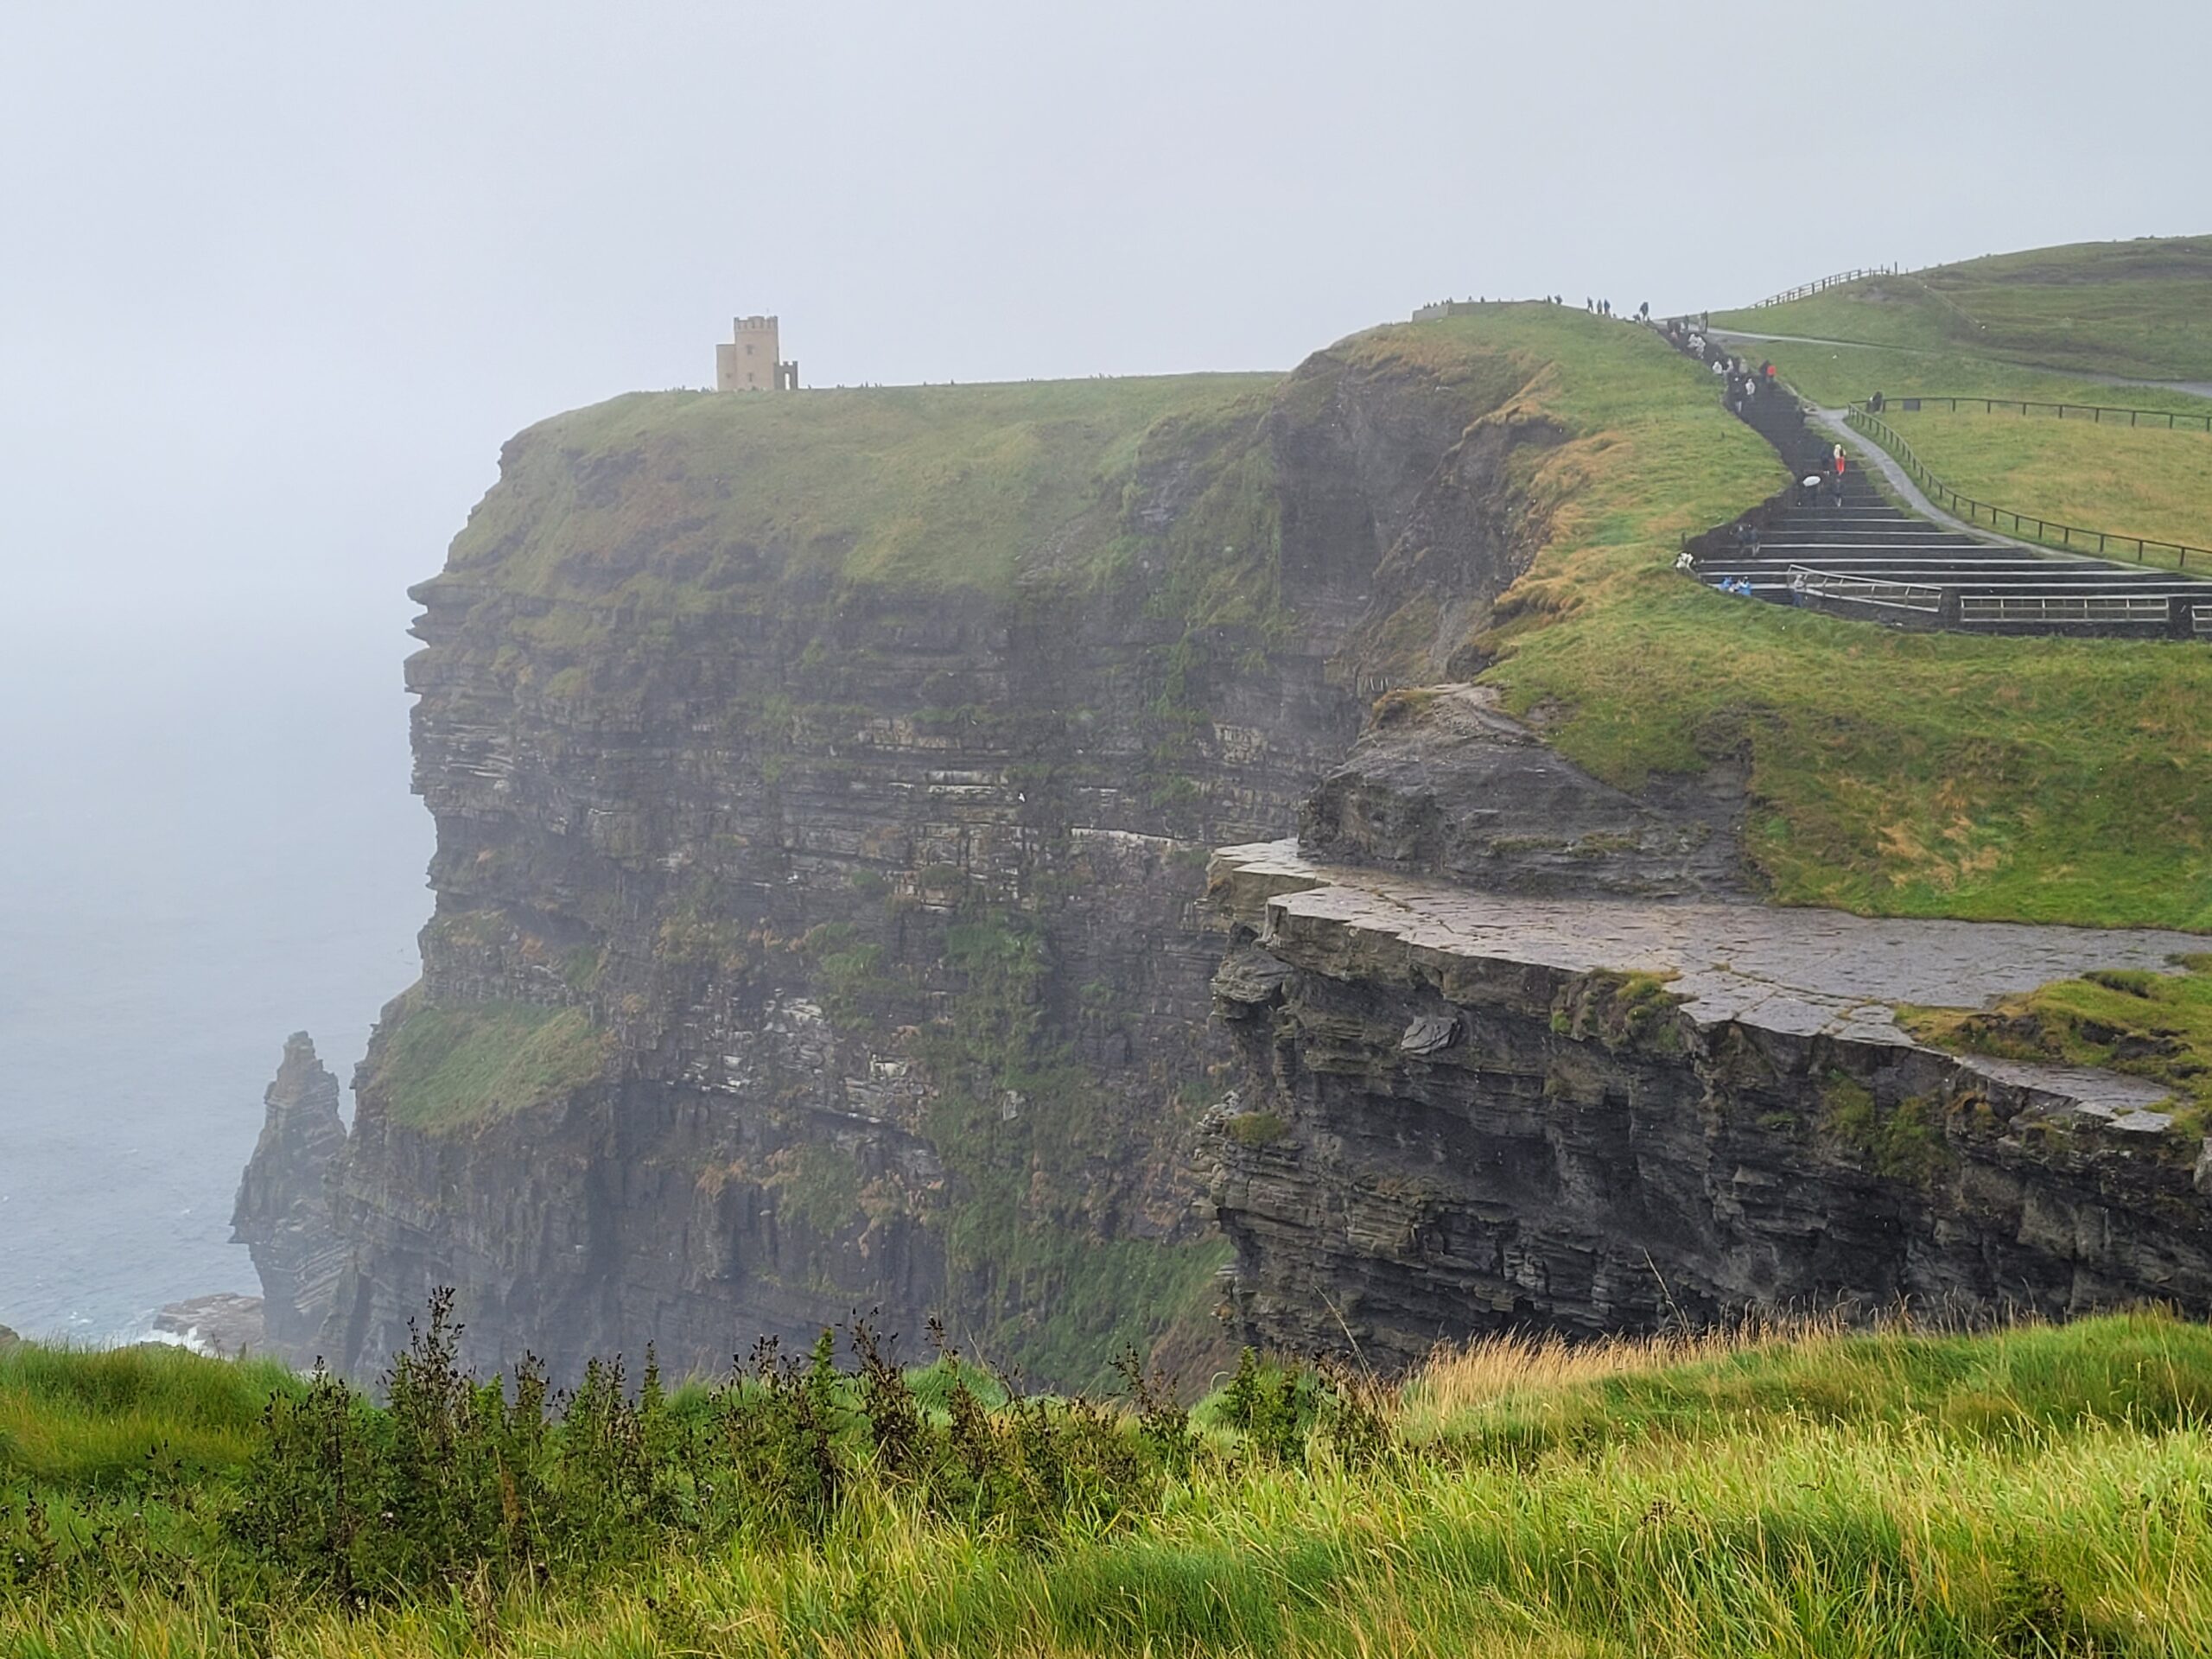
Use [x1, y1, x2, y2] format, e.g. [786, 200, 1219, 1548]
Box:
[0, 584, 431, 1345]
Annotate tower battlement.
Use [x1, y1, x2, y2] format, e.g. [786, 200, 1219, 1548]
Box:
[716, 314, 799, 391]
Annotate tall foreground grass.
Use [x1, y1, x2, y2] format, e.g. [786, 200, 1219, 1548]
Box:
[5, 1311, 2212, 1656]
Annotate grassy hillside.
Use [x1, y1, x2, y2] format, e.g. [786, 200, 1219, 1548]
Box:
[1875, 403, 2212, 562]
[1722, 337, 2212, 421]
[1713, 235, 2212, 381]
[0, 1340, 301, 1489]
[1398, 310, 2212, 930]
[7, 1313, 2212, 1655]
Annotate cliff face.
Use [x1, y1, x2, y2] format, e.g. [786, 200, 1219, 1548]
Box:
[257, 308, 2212, 1382]
[231, 1033, 348, 1355]
[1202, 841, 2212, 1369]
[316, 334, 1566, 1384]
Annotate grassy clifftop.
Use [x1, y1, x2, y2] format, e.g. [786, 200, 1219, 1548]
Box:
[1384, 307, 2212, 930]
[442, 372, 1282, 606]
[1713, 234, 2212, 382]
[432, 308, 1711, 623]
[1872, 402, 2212, 563]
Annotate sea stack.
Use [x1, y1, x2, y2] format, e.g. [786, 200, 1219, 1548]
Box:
[230, 1032, 349, 1359]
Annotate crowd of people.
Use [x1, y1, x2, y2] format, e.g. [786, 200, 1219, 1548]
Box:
[1659, 317, 1778, 413]
[1653, 321, 1859, 601]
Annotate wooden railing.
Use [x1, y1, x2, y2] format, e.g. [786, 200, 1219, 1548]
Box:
[1881, 395, 2212, 432]
[1748, 267, 1901, 309]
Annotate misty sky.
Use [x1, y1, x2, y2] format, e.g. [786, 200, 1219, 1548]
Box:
[7, 0, 2209, 627]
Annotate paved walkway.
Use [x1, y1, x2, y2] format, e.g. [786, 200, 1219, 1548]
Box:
[1213, 838, 2200, 1122]
[2075, 369, 2212, 402]
[1710, 327, 1937, 355]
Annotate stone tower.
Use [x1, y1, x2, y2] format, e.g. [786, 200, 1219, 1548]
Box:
[716, 315, 799, 391]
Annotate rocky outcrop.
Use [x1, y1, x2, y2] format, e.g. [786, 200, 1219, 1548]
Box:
[304, 332, 1573, 1387]
[1300, 686, 1745, 898]
[154, 1294, 266, 1357]
[231, 1033, 348, 1358]
[1202, 842, 2212, 1369]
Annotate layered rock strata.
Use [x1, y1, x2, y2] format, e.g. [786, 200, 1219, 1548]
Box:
[1205, 839, 2212, 1369]
[312, 339, 1573, 1385]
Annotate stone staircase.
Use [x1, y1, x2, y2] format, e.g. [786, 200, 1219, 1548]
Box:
[1691, 365, 2210, 639]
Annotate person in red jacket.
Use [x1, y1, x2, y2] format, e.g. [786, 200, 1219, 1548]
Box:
[1830, 443, 1847, 505]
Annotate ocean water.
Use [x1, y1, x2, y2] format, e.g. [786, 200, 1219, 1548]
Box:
[0, 589, 431, 1344]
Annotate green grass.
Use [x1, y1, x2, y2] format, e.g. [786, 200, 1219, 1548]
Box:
[1491, 575, 2212, 927]
[0, 1341, 301, 1489]
[1874, 403, 2212, 560]
[1396, 311, 2212, 929]
[10, 1314, 2212, 1655]
[370, 997, 609, 1131]
[1904, 953, 2212, 1133]
[1402, 1313, 2212, 1455]
[438, 372, 1281, 609]
[1726, 336, 2212, 419]
[1714, 235, 2212, 381]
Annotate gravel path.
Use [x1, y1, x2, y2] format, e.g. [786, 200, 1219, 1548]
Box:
[1707, 327, 2212, 402]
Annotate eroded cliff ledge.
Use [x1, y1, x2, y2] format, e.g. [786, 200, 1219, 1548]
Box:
[313, 330, 1582, 1386]
[1203, 838, 2212, 1370]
